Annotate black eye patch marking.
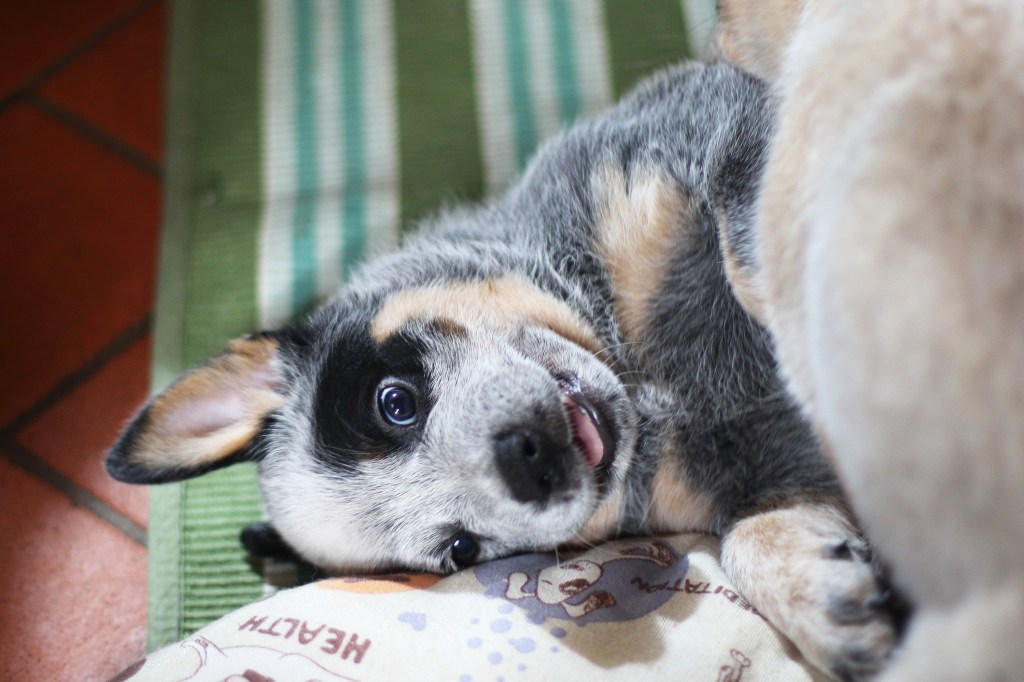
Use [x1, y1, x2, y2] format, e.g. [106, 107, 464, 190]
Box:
[313, 318, 432, 468]
[312, 312, 470, 469]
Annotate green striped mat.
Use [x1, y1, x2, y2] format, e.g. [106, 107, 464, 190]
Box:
[150, 0, 716, 650]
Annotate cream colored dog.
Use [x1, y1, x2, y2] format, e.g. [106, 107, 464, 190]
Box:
[715, 0, 1024, 679]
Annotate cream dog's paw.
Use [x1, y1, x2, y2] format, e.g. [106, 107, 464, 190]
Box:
[722, 504, 901, 681]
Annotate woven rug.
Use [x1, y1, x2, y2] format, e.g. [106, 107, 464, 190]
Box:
[151, 0, 715, 650]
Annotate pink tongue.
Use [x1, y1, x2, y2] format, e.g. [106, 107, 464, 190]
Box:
[568, 402, 604, 468]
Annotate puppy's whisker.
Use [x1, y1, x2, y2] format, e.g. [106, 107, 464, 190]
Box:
[594, 340, 641, 358]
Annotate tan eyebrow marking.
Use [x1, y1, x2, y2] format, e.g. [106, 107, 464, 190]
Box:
[370, 276, 603, 355]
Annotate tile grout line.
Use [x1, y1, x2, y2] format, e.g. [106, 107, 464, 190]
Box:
[1, 314, 153, 440]
[0, 0, 161, 116]
[27, 93, 163, 179]
[2, 439, 148, 547]
[0, 312, 154, 547]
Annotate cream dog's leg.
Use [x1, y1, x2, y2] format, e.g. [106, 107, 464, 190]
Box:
[717, 1, 1024, 678]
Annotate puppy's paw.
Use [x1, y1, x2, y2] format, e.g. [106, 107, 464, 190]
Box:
[813, 537, 899, 679]
[721, 504, 900, 681]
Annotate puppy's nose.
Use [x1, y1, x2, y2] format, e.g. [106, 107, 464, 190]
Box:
[495, 427, 566, 503]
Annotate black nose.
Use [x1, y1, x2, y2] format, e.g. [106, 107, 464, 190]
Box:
[495, 427, 566, 503]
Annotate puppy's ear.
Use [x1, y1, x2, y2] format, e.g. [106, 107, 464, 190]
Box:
[716, 206, 768, 324]
[712, 0, 803, 83]
[106, 334, 289, 484]
[709, 77, 773, 324]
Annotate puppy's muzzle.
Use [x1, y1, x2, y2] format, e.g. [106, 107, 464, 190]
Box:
[495, 426, 567, 503]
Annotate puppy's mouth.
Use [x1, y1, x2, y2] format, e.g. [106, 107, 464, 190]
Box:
[558, 376, 616, 481]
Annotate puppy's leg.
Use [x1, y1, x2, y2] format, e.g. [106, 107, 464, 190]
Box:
[721, 502, 897, 681]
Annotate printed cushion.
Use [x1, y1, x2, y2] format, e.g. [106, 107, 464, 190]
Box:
[118, 534, 825, 681]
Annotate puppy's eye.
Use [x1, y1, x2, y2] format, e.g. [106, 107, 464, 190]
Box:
[378, 385, 417, 426]
[450, 534, 479, 569]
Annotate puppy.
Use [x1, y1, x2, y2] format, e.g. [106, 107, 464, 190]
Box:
[107, 62, 897, 679]
[716, 1, 1024, 679]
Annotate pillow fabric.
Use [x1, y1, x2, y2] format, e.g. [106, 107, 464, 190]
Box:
[119, 534, 825, 681]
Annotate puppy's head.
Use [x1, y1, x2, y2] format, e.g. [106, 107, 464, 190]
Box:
[107, 274, 638, 574]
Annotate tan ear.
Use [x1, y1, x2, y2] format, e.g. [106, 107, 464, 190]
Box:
[106, 335, 287, 484]
[717, 207, 768, 325]
[713, 0, 804, 83]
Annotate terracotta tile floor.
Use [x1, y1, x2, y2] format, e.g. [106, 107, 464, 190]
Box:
[0, 1, 165, 679]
